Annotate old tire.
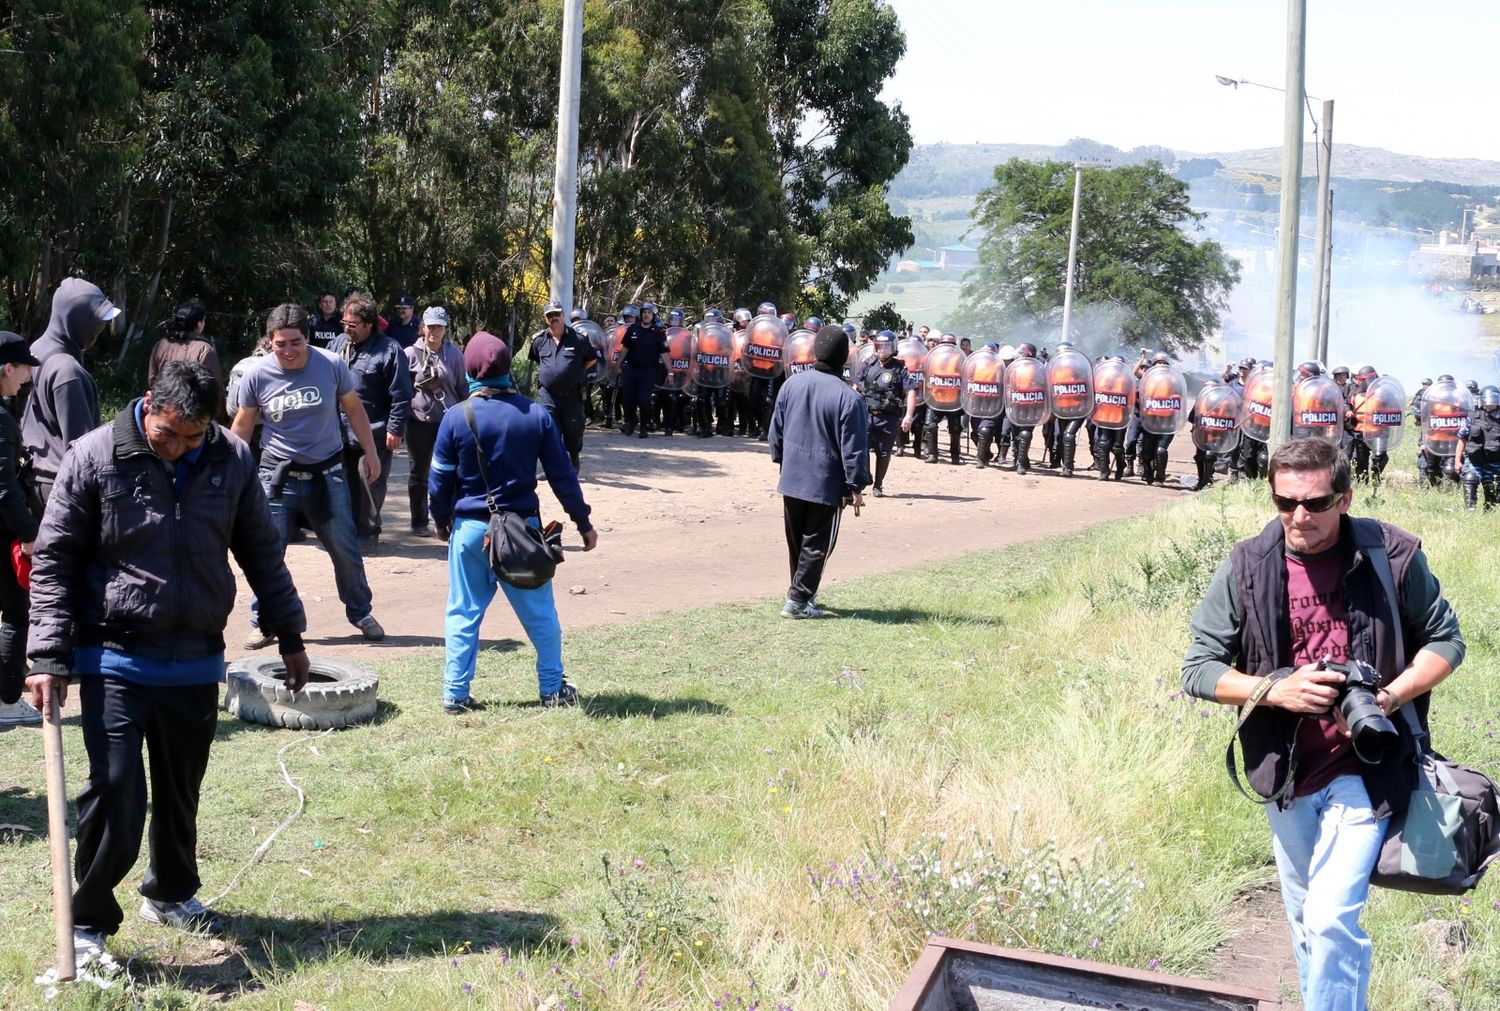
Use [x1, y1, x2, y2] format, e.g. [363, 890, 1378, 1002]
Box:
[224, 656, 379, 730]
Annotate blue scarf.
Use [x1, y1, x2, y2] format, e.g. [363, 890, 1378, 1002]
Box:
[467, 375, 515, 395]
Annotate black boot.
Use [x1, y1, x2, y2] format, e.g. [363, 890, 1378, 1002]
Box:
[923, 427, 939, 463]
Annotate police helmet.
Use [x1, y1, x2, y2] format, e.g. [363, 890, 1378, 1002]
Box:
[1296, 360, 1323, 379]
[732, 308, 752, 326]
[1355, 365, 1377, 379]
[570, 308, 587, 323]
[622, 304, 640, 321]
[779, 312, 798, 329]
[1437, 374, 1454, 383]
[937, 333, 957, 345]
[804, 316, 824, 331]
[1016, 342, 1037, 358]
[1056, 339, 1075, 350]
[1481, 386, 1500, 409]
[667, 307, 685, 326]
[1466, 379, 1480, 393]
[874, 330, 897, 352]
[983, 341, 1000, 352]
[1421, 378, 1433, 386]
[1106, 353, 1127, 364]
[1239, 356, 1257, 370]
[842, 322, 857, 338]
[702, 308, 724, 323]
[1332, 364, 1350, 378]
[639, 301, 659, 318]
[1148, 351, 1171, 367]
[755, 301, 777, 317]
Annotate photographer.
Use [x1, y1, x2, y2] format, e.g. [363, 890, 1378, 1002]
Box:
[1181, 437, 1464, 1010]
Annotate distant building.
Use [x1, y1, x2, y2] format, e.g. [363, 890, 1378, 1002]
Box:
[938, 244, 978, 270]
[1408, 235, 1499, 281]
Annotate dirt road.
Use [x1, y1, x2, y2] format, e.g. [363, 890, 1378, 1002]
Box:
[230, 428, 1199, 664]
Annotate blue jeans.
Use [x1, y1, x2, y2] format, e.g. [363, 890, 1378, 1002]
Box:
[1265, 774, 1388, 1010]
[443, 517, 563, 703]
[251, 467, 374, 627]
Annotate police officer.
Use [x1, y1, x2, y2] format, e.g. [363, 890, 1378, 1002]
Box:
[1002, 343, 1042, 474]
[599, 304, 637, 431]
[1346, 365, 1387, 483]
[1136, 351, 1177, 486]
[618, 301, 667, 439]
[855, 330, 917, 496]
[728, 307, 754, 437]
[526, 301, 599, 470]
[1416, 374, 1459, 488]
[651, 307, 690, 436]
[1455, 385, 1500, 510]
[745, 302, 780, 442]
[921, 334, 965, 465]
[691, 308, 730, 438]
[1092, 354, 1131, 481]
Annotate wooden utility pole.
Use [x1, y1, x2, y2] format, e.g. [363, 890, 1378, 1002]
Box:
[1270, 0, 1307, 452]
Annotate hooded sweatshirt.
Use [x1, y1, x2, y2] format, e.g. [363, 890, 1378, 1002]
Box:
[22, 279, 109, 483]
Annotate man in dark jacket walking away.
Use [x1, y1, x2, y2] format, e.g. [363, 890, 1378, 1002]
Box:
[429, 333, 597, 712]
[332, 294, 412, 550]
[22, 277, 117, 506]
[768, 325, 870, 619]
[25, 361, 310, 973]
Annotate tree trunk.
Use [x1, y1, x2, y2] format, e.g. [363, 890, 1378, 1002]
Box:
[118, 194, 175, 364]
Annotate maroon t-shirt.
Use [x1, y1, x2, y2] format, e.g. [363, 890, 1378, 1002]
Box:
[1287, 545, 1360, 795]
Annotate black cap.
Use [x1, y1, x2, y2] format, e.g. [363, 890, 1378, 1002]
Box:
[0, 332, 40, 367]
[395, 295, 416, 308]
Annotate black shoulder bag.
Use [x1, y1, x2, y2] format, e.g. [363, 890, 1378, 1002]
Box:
[462, 398, 564, 589]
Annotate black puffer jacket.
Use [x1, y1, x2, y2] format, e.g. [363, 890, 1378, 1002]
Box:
[28, 403, 305, 667]
[0, 405, 39, 543]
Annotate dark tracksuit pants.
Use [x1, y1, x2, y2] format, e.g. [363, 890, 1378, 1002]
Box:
[542, 394, 587, 468]
[0, 557, 26, 705]
[344, 442, 393, 539]
[783, 497, 842, 605]
[406, 418, 440, 528]
[73, 677, 219, 935]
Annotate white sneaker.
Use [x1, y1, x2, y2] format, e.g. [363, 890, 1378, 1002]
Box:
[0, 698, 42, 725]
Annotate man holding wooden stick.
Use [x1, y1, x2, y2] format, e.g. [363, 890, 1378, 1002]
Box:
[26, 361, 309, 975]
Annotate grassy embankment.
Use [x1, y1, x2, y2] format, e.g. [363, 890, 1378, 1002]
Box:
[1, 477, 1498, 1010]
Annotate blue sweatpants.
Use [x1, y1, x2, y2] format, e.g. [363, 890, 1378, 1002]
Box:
[443, 517, 564, 703]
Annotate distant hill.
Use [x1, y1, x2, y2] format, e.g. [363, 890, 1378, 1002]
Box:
[892, 140, 1500, 200]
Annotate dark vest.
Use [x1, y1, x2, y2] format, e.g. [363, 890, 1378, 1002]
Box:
[1231, 515, 1425, 816]
[859, 360, 906, 413]
[1464, 411, 1500, 463]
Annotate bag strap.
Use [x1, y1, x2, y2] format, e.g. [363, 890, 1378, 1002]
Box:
[1225, 668, 1299, 805]
[462, 399, 501, 514]
[1363, 533, 1429, 749]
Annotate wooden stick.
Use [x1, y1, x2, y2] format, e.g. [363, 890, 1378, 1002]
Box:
[42, 685, 74, 982]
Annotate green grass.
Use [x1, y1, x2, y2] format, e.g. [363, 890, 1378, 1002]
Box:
[849, 280, 964, 329]
[2, 475, 1499, 1009]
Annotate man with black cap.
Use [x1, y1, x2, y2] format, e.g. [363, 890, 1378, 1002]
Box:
[22, 277, 117, 507]
[428, 332, 597, 712]
[768, 325, 870, 619]
[526, 302, 598, 470]
[0, 333, 42, 726]
[387, 295, 420, 349]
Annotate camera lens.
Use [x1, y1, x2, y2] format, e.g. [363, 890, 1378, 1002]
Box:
[1340, 687, 1399, 763]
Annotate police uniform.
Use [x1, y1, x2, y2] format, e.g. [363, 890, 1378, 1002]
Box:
[857, 353, 916, 492]
[618, 319, 668, 437]
[528, 323, 599, 468]
[1458, 408, 1500, 510]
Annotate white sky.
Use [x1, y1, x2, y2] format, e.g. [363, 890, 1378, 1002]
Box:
[881, 0, 1500, 162]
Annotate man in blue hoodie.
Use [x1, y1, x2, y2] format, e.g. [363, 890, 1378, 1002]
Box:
[429, 332, 597, 712]
[768, 324, 870, 619]
[22, 277, 118, 506]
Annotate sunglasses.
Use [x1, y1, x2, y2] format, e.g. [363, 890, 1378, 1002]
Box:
[1271, 491, 1343, 514]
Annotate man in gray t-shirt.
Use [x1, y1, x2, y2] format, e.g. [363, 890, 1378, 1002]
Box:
[231, 304, 386, 646]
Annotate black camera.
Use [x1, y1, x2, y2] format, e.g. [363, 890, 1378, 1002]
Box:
[1319, 658, 1398, 763]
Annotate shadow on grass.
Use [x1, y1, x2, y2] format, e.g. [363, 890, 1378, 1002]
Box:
[213, 699, 404, 742]
[128, 908, 560, 997]
[497, 691, 727, 719]
[0, 785, 47, 842]
[841, 606, 1006, 628]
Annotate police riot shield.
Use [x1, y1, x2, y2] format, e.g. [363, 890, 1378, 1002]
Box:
[575, 320, 608, 385]
[1238, 366, 1276, 443]
[782, 328, 818, 377]
[657, 326, 694, 391]
[1138, 364, 1188, 435]
[1191, 381, 1243, 454]
[1046, 347, 1093, 421]
[897, 337, 928, 383]
[1421, 379, 1472, 457]
[689, 322, 734, 389]
[961, 348, 1004, 419]
[1290, 374, 1346, 443]
[1090, 358, 1135, 430]
[1004, 356, 1050, 427]
[852, 341, 879, 384]
[729, 327, 751, 393]
[1352, 376, 1407, 455]
[922, 343, 966, 412]
[605, 325, 628, 385]
[743, 316, 787, 379]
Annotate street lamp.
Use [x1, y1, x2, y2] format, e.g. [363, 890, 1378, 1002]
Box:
[1061, 160, 1109, 344]
[1216, 72, 1335, 364]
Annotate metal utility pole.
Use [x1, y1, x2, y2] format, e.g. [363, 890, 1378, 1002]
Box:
[548, 0, 585, 313]
[1310, 98, 1334, 363]
[1317, 188, 1334, 363]
[1061, 161, 1108, 343]
[1269, 0, 1307, 452]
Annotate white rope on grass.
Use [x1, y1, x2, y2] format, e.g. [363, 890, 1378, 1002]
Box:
[202, 727, 335, 908]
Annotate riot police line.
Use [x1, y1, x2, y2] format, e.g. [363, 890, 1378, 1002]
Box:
[562, 303, 1500, 505]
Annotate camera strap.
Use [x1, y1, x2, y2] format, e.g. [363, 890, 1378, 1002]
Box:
[1365, 540, 1432, 752]
[1224, 667, 1299, 805]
